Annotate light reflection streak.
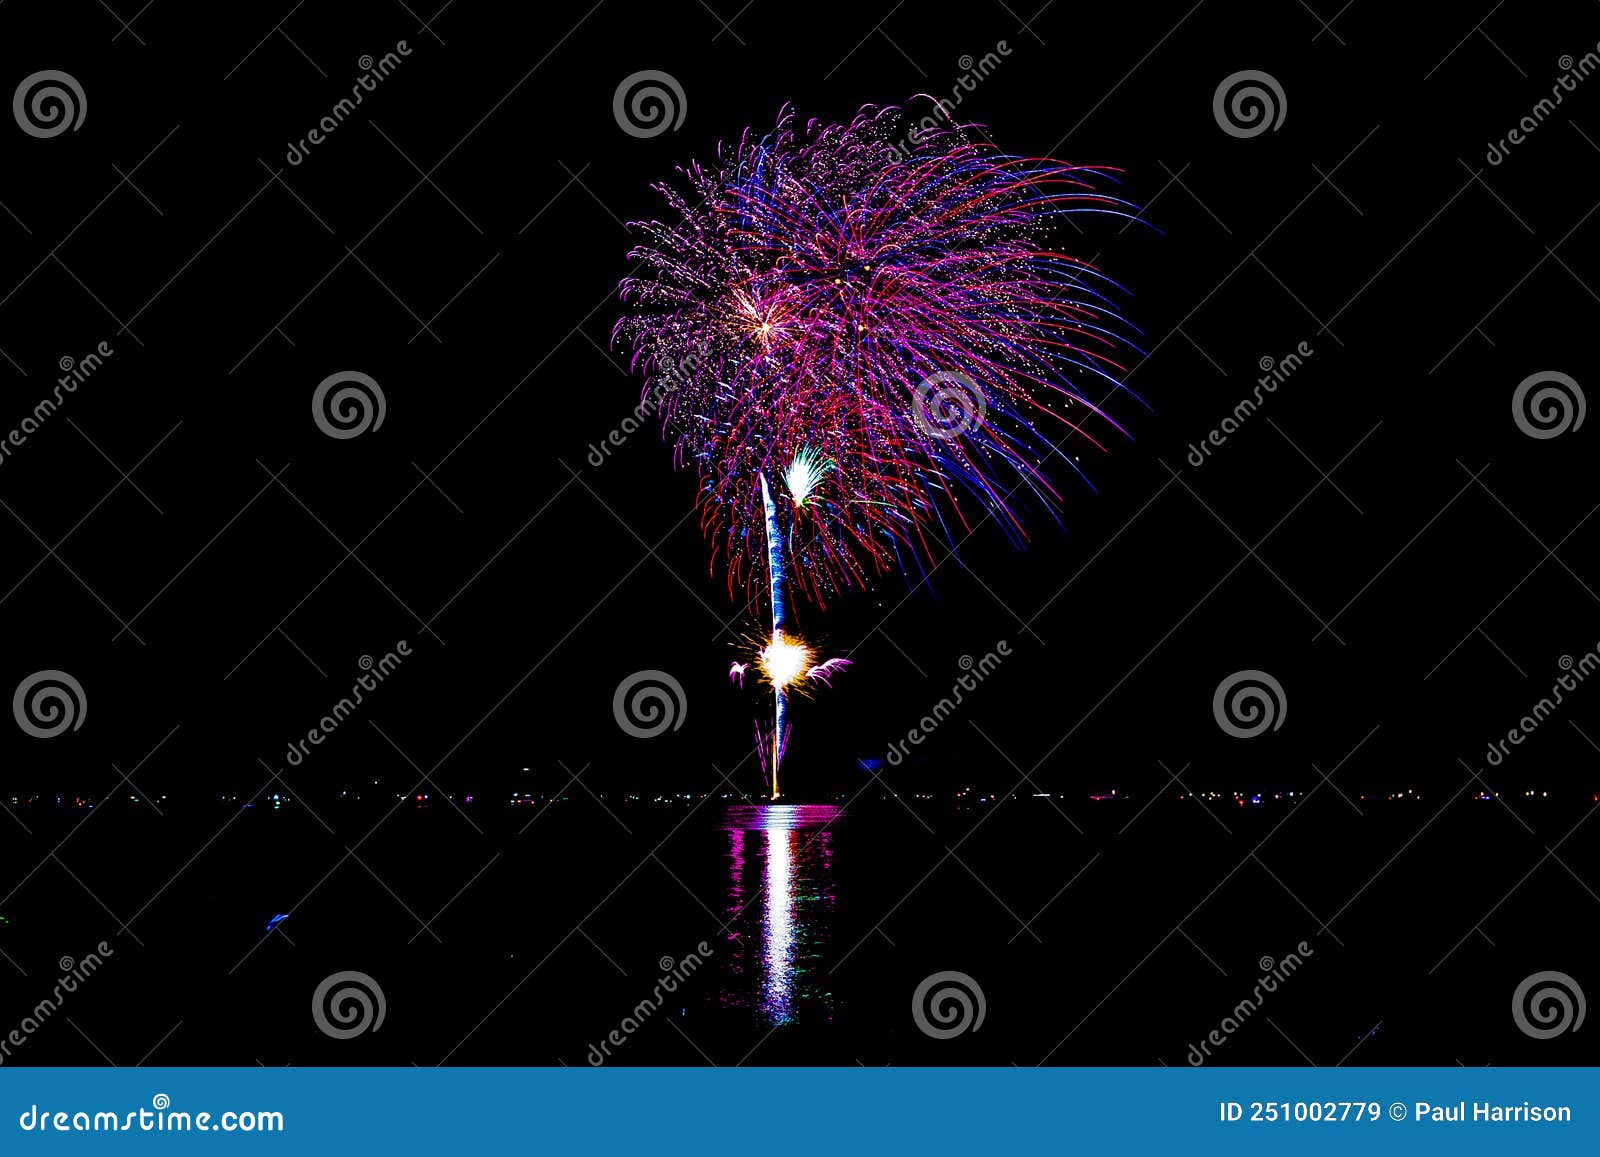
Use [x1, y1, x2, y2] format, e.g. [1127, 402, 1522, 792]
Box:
[719, 804, 840, 1025]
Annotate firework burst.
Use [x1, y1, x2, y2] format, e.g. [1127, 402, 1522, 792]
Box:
[614, 99, 1145, 795]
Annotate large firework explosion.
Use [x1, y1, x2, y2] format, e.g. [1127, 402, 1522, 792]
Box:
[614, 99, 1145, 795]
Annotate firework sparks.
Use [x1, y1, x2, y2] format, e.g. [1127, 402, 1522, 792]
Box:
[615, 99, 1144, 796]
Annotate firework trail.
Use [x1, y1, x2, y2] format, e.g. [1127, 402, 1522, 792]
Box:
[615, 99, 1145, 796]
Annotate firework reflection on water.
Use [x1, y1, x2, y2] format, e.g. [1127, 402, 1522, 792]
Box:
[718, 805, 840, 1026]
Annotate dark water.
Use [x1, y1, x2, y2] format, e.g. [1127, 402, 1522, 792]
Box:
[1, 795, 1596, 1066]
